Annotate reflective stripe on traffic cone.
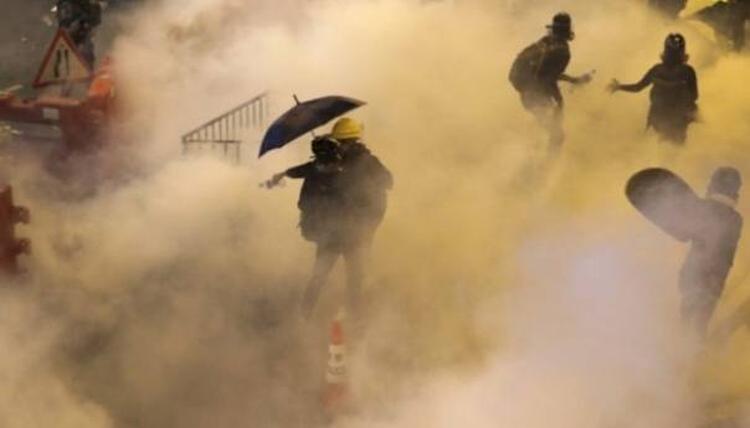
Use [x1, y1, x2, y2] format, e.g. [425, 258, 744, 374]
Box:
[323, 309, 349, 415]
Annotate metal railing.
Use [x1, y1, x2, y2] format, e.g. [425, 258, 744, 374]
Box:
[181, 92, 269, 163]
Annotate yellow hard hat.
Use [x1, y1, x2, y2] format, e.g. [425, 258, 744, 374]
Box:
[331, 117, 363, 140]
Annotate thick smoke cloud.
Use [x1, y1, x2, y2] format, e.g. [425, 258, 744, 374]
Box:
[1, 0, 749, 426]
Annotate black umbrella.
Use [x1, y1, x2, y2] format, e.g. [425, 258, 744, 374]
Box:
[259, 95, 366, 157]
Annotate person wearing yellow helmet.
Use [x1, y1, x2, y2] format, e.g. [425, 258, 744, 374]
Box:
[265, 118, 392, 319]
[298, 117, 392, 319]
[330, 117, 363, 141]
[327, 118, 392, 238]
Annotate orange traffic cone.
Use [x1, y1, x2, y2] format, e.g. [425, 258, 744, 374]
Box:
[323, 309, 350, 416]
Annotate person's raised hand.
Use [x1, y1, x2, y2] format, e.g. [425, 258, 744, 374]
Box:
[607, 79, 621, 93]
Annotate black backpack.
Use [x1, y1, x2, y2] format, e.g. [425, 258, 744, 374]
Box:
[509, 41, 547, 92]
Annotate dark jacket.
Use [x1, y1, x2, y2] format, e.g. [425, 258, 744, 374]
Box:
[287, 143, 392, 246]
[286, 161, 345, 244]
[619, 63, 698, 109]
[510, 35, 571, 105]
[339, 142, 393, 238]
[619, 63, 698, 139]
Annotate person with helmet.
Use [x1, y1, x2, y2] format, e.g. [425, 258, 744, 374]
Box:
[265, 119, 392, 319]
[509, 12, 593, 150]
[649, 0, 688, 19]
[307, 117, 392, 319]
[330, 117, 392, 237]
[609, 33, 698, 144]
[679, 167, 743, 336]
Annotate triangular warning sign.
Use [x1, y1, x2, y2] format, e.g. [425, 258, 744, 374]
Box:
[33, 29, 93, 88]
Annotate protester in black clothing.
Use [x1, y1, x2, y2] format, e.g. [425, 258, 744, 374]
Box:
[509, 13, 592, 150]
[337, 139, 393, 242]
[265, 119, 392, 319]
[609, 33, 698, 144]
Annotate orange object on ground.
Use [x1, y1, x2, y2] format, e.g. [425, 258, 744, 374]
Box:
[87, 57, 115, 111]
[323, 309, 350, 416]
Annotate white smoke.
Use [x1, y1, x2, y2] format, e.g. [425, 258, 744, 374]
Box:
[1, 0, 749, 426]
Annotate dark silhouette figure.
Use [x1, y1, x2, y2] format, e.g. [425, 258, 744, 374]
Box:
[679, 167, 743, 337]
[693, 0, 750, 52]
[627, 167, 744, 338]
[509, 12, 592, 150]
[266, 119, 392, 319]
[649, 0, 688, 19]
[56, 0, 102, 66]
[609, 33, 698, 144]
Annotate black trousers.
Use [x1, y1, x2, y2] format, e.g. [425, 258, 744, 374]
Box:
[520, 90, 564, 149]
[301, 241, 367, 319]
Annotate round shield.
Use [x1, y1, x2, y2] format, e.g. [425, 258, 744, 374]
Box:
[626, 168, 702, 242]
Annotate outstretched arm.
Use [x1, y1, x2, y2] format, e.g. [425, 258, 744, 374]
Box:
[559, 71, 594, 85]
[609, 67, 655, 93]
[284, 162, 315, 179]
[262, 162, 314, 188]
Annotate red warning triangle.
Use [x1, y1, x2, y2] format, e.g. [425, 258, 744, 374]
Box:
[33, 29, 93, 88]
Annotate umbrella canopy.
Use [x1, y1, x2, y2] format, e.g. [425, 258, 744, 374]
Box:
[259, 95, 366, 157]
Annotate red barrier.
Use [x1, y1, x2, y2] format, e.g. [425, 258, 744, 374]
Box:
[0, 185, 30, 276]
[0, 58, 116, 154]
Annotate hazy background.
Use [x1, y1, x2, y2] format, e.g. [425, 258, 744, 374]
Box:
[0, 0, 749, 426]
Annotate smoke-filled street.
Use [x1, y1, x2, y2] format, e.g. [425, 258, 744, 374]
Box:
[0, 0, 749, 427]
